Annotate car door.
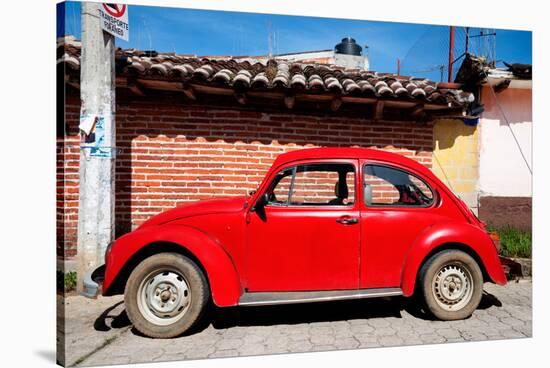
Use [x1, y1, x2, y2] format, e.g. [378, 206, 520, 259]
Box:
[359, 160, 448, 289]
[246, 160, 361, 292]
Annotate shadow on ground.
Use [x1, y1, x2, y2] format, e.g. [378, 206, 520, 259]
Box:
[94, 290, 502, 338]
[94, 301, 131, 332]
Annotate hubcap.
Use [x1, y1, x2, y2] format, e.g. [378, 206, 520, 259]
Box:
[137, 270, 191, 326]
[432, 263, 473, 311]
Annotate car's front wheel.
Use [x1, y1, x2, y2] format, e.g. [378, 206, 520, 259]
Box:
[419, 249, 483, 320]
[124, 252, 209, 338]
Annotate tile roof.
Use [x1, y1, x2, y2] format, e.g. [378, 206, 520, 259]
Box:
[58, 36, 473, 107]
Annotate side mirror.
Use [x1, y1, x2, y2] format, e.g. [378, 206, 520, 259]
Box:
[252, 192, 269, 211]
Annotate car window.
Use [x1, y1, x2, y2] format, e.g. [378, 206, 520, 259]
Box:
[363, 164, 434, 207]
[270, 168, 294, 205]
[268, 163, 355, 206]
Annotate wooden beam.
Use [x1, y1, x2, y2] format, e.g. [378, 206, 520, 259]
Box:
[235, 93, 247, 105]
[284, 95, 296, 109]
[191, 84, 234, 96]
[341, 96, 377, 104]
[115, 76, 127, 86]
[114, 77, 145, 96]
[182, 86, 196, 100]
[247, 91, 285, 100]
[374, 100, 385, 120]
[424, 103, 453, 111]
[330, 97, 343, 112]
[66, 80, 80, 90]
[411, 104, 425, 117]
[296, 94, 333, 102]
[137, 79, 183, 92]
[109, 76, 461, 117]
[64, 74, 80, 90]
[383, 100, 417, 109]
[425, 108, 464, 118]
[127, 83, 145, 97]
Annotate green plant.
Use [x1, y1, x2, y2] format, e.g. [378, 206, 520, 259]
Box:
[491, 226, 532, 258]
[65, 271, 78, 291]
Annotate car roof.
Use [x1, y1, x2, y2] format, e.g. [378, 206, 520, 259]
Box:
[272, 147, 432, 176]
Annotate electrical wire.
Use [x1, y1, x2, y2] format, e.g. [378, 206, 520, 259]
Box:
[433, 152, 455, 192]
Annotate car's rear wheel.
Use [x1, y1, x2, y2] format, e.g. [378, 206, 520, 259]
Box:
[419, 249, 483, 320]
[124, 253, 209, 338]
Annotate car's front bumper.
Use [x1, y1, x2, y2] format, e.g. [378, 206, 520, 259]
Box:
[82, 264, 106, 298]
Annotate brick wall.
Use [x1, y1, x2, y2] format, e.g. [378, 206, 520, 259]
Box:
[57, 95, 434, 259]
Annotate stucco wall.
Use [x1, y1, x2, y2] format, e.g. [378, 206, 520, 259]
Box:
[433, 119, 480, 212]
[479, 86, 532, 197]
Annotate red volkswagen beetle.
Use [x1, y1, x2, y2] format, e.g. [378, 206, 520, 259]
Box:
[84, 147, 506, 338]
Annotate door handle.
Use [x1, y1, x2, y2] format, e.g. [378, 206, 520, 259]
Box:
[336, 216, 359, 225]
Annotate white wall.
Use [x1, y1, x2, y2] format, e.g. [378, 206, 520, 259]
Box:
[479, 86, 532, 197]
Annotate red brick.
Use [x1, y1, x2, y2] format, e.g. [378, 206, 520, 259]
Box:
[57, 99, 434, 259]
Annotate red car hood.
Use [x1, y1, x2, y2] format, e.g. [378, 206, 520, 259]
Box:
[138, 196, 247, 228]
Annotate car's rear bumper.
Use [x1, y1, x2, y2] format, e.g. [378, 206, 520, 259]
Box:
[81, 264, 105, 299]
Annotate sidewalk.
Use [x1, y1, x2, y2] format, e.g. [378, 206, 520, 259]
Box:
[59, 281, 532, 367]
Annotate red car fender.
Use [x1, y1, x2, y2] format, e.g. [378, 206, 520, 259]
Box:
[400, 221, 507, 296]
[103, 224, 242, 306]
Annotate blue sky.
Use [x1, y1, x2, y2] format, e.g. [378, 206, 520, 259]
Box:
[58, 2, 532, 82]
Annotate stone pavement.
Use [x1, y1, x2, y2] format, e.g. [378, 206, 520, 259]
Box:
[59, 281, 532, 367]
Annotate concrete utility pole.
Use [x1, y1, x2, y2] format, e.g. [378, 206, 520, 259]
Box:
[77, 2, 116, 291]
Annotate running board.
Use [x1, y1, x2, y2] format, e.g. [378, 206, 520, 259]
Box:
[238, 288, 403, 306]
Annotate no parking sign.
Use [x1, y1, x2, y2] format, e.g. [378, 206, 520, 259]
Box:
[98, 3, 129, 41]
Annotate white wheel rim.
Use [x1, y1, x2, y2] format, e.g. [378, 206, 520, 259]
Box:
[137, 269, 191, 326]
[431, 263, 474, 312]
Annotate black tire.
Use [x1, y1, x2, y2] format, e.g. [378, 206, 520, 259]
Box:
[418, 249, 483, 320]
[124, 253, 209, 338]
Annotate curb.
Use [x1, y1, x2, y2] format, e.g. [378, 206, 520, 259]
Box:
[511, 257, 532, 277]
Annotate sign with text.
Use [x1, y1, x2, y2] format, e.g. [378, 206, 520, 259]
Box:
[98, 3, 129, 41]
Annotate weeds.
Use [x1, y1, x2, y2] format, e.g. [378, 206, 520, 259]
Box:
[57, 270, 78, 293]
[490, 226, 532, 258]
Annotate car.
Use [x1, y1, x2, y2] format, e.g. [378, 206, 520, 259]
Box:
[83, 147, 507, 338]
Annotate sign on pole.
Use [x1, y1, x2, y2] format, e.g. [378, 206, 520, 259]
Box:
[98, 3, 129, 41]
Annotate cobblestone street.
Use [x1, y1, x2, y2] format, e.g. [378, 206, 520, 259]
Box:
[58, 281, 532, 367]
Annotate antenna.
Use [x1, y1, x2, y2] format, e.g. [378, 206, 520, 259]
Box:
[142, 18, 152, 51]
[239, 24, 243, 56]
[397, 58, 400, 75]
[276, 30, 280, 56]
[137, 17, 141, 50]
[267, 21, 273, 58]
[465, 27, 469, 55]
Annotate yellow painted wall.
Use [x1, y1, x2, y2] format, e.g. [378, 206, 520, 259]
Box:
[433, 119, 479, 212]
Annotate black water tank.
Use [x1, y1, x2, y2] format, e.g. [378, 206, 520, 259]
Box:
[334, 37, 362, 56]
